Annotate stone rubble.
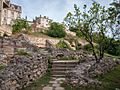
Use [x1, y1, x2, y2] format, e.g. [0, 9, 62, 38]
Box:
[0, 34, 39, 65]
[66, 57, 120, 87]
[0, 54, 48, 90]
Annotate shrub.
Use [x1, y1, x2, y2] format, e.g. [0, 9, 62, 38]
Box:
[83, 44, 92, 51]
[12, 19, 31, 34]
[76, 43, 82, 50]
[69, 27, 78, 32]
[47, 22, 66, 38]
[0, 64, 6, 70]
[106, 41, 120, 56]
[76, 30, 83, 38]
[56, 40, 70, 49]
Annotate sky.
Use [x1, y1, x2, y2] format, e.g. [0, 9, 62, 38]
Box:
[11, 0, 113, 22]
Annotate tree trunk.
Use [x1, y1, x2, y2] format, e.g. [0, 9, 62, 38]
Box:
[89, 42, 99, 62]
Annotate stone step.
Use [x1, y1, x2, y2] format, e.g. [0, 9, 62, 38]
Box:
[52, 64, 76, 68]
[51, 60, 78, 78]
[52, 70, 68, 74]
[52, 75, 66, 78]
[52, 67, 73, 71]
[52, 60, 79, 64]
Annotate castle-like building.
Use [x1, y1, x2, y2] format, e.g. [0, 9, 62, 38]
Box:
[32, 15, 52, 32]
[0, 0, 22, 25]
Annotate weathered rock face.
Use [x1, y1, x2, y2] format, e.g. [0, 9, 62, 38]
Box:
[0, 54, 48, 90]
[0, 34, 39, 65]
[66, 57, 120, 87]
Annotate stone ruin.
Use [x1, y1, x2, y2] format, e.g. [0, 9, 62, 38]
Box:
[66, 56, 120, 87]
[0, 34, 48, 90]
[45, 41, 120, 87]
[0, 54, 48, 90]
[0, 34, 39, 65]
[0, 34, 120, 89]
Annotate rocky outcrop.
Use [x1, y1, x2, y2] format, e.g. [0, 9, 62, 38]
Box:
[0, 53, 48, 90]
[66, 57, 120, 87]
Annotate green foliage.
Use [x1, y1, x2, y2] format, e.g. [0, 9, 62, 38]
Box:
[62, 65, 120, 90]
[64, 2, 119, 61]
[22, 71, 51, 90]
[47, 22, 66, 38]
[83, 44, 92, 51]
[0, 64, 6, 71]
[56, 40, 70, 49]
[16, 50, 31, 57]
[76, 30, 83, 38]
[69, 27, 79, 32]
[12, 19, 31, 34]
[97, 65, 120, 90]
[105, 40, 120, 56]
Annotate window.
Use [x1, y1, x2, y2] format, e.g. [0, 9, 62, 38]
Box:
[4, 10, 7, 17]
[11, 12, 14, 19]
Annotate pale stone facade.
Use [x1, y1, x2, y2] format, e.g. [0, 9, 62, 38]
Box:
[0, 0, 21, 25]
[32, 15, 52, 32]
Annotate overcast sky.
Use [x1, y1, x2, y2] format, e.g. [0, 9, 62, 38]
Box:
[11, 0, 113, 22]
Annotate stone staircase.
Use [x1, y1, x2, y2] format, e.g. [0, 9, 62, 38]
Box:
[51, 60, 79, 78]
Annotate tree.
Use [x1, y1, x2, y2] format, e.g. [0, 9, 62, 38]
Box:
[64, 2, 119, 62]
[12, 19, 31, 34]
[110, 0, 120, 39]
[47, 22, 66, 38]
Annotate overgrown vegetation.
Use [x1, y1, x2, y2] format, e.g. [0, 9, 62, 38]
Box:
[16, 50, 31, 57]
[47, 22, 66, 38]
[97, 65, 120, 90]
[105, 40, 120, 56]
[12, 19, 31, 34]
[22, 71, 51, 90]
[64, 2, 120, 62]
[56, 40, 70, 49]
[0, 64, 6, 71]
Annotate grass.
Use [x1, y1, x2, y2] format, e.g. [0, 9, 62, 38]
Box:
[105, 53, 120, 59]
[16, 50, 32, 57]
[22, 71, 51, 90]
[0, 64, 6, 71]
[29, 32, 61, 39]
[97, 65, 120, 90]
[62, 65, 120, 90]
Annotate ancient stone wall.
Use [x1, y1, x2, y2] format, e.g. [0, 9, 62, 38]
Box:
[0, 54, 48, 90]
[66, 57, 120, 87]
[0, 34, 39, 65]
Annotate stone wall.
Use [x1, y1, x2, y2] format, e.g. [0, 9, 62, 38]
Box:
[0, 34, 39, 65]
[0, 54, 48, 90]
[66, 57, 120, 87]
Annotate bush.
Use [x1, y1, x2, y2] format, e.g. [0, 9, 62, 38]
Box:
[47, 22, 66, 38]
[0, 64, 6, 70]
[83, 44, 92, 51]
[69, 27, 78, 32]
[106, 41, 120, 56]
[76, 30, 83, 38]
[12, 19, 31, 34]
[56, 40, 70, 49]
[76, 43, 82, 50]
